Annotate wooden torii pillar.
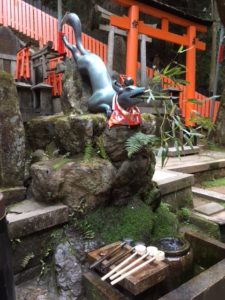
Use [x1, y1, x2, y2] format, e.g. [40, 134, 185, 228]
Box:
[110, 0, 207, 126]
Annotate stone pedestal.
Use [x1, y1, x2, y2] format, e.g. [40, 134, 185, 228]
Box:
[15, 82, 34, 122]
[31, 83, 53, 116]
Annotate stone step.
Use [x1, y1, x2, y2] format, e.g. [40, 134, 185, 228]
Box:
[7, 199, 69, 239]
[192, 187, 225, 204]
[153, 169, 194, 209]
[194, 202, 225, 216]
[190, 213, 221, 241]
[167, 146, 200, 157]
[0, 186, 26, 206]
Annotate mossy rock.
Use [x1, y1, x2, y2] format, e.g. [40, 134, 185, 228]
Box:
[82, 201, 179, 244]
[25, 113, 107, 154]
[0, 71, 25, 186]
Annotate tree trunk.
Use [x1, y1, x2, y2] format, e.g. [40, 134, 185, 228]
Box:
[211, 0, 225, 145]
[209, 0, 219, 93]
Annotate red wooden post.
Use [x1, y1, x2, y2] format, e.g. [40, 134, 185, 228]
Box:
[185, 25, 196, 126]
[126, 5, 139, 84]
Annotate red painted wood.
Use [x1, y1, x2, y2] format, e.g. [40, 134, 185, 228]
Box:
[34, 3, 38, 40]
[18, 0, 22, 32]
[14, 0, 19, 31]
[7, 0, 11, 26]
[0, 0, 3, 25]
[30, 4, 34, 39]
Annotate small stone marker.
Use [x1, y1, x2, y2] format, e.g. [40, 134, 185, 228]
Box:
[194, 202, 225, 216]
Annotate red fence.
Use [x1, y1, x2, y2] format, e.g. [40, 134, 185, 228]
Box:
[0, 0, 107, 63]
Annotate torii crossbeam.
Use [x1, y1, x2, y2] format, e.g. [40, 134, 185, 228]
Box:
[110, 0, 209, 125]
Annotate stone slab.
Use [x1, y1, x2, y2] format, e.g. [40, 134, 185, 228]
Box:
[166, 159, 225, 174]
[194, 202, 225, 216]
[0, 186, 26, 206]
[7, 199, 69, 239]
[153, 169, 194, 196]
[167, 146, 200, 157]
[160, 258, 225, 300]
[192, 187, 225, 203]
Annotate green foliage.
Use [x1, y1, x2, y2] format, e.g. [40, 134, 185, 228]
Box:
[83, 199, 154, 244]
[177, 208, 191, 222]
[202, 177, 225, 188]
[96, 136, 110, 160]
[83, 142, 94, 162]
[152, 203, 179, 242]
[52, 158, 71, 171]
[125, 132, 159, 158]
[146, 53, 207, 167]
[21, 252, 35, 268]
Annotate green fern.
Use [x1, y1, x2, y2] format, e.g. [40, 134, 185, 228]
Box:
[21, 252, 35, 268]
[125, 132, 159, 158]
[83, 142, 93, 162]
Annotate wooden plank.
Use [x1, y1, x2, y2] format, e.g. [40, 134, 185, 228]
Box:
[112, 0, 207, 33]
[25, 1, 30, 36]
[11, 0, 14, 28]
[34, 3, 38, 40]
[49, 15, 54, 45]
[45, 9, 50, 43]
[53, 17, 57, 50]
[0, 58, 3, 70]
[42, 10, 47, 46]
[104, 43, 107, 64]
[38, 7, 43, 47]
[100, 24, 153, 42]
[30, 3, 34, 39]
[0, 0, 3, 25]
[2, 0, 7, 26]
[14, 0, 19, 31]
[0, 53, 16, 60]
[10, 60, 16, 76]
[22, 0, 26, 34]
[140, 34, 147, 86]
[7, 0, 11, 26]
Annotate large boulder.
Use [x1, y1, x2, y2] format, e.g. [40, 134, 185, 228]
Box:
[55, 242, 83, 300]
[0, 72, 25, 186]
[25, 114, 107, 154]
[31, 157, 116, 213]
[60, 59, 90, 115]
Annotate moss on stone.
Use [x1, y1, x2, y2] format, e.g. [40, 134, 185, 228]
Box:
[82, 200, 180, 244]
[202, 177, 225, 188]
[83, 199, 154, 244]
[52, 158, 72, 171]
[151, 203, 179, 242]
[0, 71, 13, 82]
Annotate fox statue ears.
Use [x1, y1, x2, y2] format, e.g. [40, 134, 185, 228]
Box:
[112, 81, 124, 94]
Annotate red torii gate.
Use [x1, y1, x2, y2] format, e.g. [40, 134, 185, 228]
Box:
[110, 0, 208, 126]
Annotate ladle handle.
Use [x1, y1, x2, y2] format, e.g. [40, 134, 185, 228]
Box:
[111, 257, 155, 285]
[101, 251, 137, 281]
[110, 252, 149, 280]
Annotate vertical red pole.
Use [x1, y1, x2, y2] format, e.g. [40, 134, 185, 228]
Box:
[185, 25, 196, 126]
[126, 5, 139, 84]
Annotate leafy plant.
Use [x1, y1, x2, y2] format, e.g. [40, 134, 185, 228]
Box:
[125, 132, 159, 158]
[143, 49, 208, 167]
